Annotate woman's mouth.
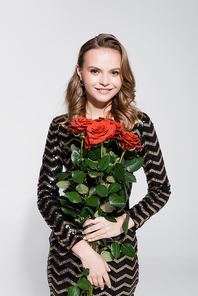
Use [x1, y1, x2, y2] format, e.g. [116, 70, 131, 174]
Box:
[95, 88, 112, 94]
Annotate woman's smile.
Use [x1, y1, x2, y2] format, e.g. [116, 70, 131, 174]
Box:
[95, 87, 113, 94]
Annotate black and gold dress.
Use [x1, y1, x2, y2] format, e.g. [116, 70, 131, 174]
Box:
[37, 113, 171, 296]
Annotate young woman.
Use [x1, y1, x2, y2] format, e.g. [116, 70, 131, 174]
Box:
[37, 34, 171, 296]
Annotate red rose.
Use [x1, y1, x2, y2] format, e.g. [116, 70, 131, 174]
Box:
[84, 119, 117, 149]
[68, 117, 93, 135]
[97, 118, 125, 136]
[118, 131, 143, 150]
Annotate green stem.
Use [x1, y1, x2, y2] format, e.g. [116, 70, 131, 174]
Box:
[101, 142, 103, 158]
[81, 138, 84, 158]
[119, 150, 126, 163]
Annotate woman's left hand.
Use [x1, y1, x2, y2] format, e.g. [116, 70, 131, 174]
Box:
[83, 214, 129, 242]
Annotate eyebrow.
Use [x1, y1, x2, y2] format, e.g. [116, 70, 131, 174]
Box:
[87, 66, 121, 71]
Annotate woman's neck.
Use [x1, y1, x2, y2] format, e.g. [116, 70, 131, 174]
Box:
[85, 101, 112, 120]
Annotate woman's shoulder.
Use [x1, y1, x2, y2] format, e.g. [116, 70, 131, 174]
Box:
[51, 113, 68, 124]
[133, 112, 152, 130]
[137, 112, 152, 125]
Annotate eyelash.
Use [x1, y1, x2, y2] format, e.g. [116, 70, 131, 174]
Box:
[111, 71, 119, 76]
[90, 69, 119, 75]
[91, 69, 99, 74]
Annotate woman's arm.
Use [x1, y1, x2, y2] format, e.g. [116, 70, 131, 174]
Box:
[72, 240, 111, 290]
[37, 117, 83, 250]
[82, 113, 171, 240]
[128, 113, 171, 230]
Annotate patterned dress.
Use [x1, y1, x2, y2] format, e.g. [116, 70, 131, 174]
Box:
[37, 113, 171, 296]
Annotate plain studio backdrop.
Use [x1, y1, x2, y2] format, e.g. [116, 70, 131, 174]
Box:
[0, 0, 197, 295]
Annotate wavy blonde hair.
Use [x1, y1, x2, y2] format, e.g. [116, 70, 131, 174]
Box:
[65, 33, 142, 131]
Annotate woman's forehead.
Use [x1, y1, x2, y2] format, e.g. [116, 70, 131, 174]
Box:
[83, 48, 121, 68]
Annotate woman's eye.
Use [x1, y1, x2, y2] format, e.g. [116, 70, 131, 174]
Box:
[112, 71, 119, 76]
[91, 69, 99, 74]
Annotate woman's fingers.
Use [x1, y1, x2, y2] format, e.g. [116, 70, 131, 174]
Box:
[84, 230, 106, 242]
[97, 277, 105, 290]
[83, 217, 105, 228]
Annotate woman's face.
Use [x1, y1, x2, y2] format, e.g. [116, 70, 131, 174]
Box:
[77, 48, 122, 108]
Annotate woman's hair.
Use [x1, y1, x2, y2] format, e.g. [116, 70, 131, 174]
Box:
[65, 33, 142, 131]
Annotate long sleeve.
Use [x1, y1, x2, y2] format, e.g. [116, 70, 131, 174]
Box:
[37, 117, 83, 250]
[128, 113, 171, 230]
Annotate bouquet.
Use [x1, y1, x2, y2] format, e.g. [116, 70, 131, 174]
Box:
[56, 117, 144, 296]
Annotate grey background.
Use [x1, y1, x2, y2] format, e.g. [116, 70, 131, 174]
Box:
[0, 0, 197, 295]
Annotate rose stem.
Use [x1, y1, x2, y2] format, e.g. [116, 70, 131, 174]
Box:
[81, 138, 84, 158]
[119, 150, 126, 163]
[101, 142, 103, 158]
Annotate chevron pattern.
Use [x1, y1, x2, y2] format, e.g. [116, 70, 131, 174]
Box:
[37, 113, 171, 295]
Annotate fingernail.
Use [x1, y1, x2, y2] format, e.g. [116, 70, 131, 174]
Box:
[83, 237, 86, 240]
[88, 239, 91, 242]
[109, 286, 111, 288]
[101, 288, 104, 290]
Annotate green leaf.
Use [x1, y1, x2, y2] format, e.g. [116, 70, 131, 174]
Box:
[81, 206, 88, 218]
[75, 184, 89, 195]
[80, 161, 88, 171]
[112, 163, 126, 182]
[68, 286, 80, 296]
[106, 175, 116, 183]
[100, 202, 115, 213]
[87, 150, 97, 160]
[100, 251, 114, 262]
[102, 239, 109, 249]
[86, 206, 94, 216]
[88, 187, 95, 197]
[109, 150, 117, 163]
[64, 145, 70, 150]
[71, 150, 82, 165]
[86, 196, 99, 207]
[105, 216, 117, 222]
[57, 172, 69, 181]
[85, 158, 98, 170]
[61, 207, 78, 217]
[83, 268, 89, 277]
[122, 214, 130, 236]
[77, 277, 92, 290]
[117, 188, 125, 198]
[87, 147, 101, 160]
[125, 157, 144, 172]
[59, 198, 71, 207]
[95, 185, 109, 197]
[125, 171, 136, 182]
[112, 236, 120, 241]
[105, 166, 114, 174]
[56, 180, 71, 189]
[109, 182, 122, 193]
[121, 243, 136, 257]
[111, 242, 120, 259]
[109, 194, 126, 208]
[65, 191, 82, 203]
[88, 171, 104, 178]
[71, 144, 78, 152]
[72, 170, 86, 183]
[97, 154, 110, 171]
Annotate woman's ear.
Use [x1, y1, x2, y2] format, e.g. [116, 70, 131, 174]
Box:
[76, 64, 82, 80]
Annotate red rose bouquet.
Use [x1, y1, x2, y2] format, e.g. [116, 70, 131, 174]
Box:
[56, 117, 143, 296]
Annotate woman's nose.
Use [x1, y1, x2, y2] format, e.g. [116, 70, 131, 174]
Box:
[99, 73, 110, 86]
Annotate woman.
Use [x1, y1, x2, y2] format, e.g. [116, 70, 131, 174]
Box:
[37, 33, 171, 295]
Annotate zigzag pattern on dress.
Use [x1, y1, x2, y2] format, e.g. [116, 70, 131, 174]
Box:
[37, 113, 171, 295]
[128, 115, 171, 230]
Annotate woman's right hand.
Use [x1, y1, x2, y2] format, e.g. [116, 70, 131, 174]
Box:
[72, 240, 111, 290]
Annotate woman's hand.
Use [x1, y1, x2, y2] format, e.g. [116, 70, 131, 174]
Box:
[83, 214, 135, 242]
[72, 240, 111, 290]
